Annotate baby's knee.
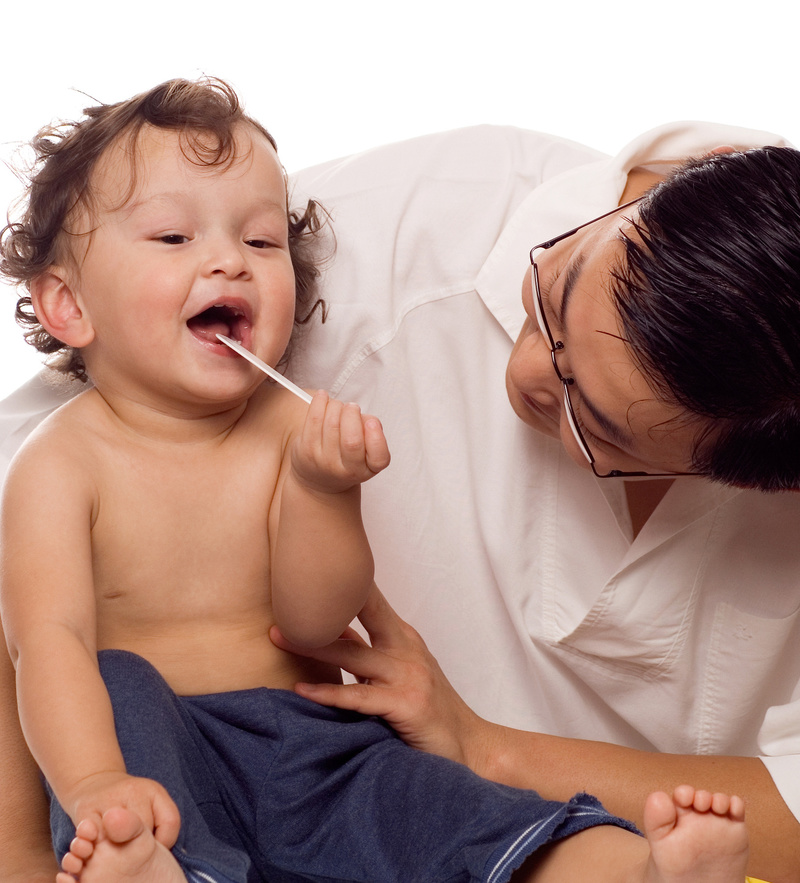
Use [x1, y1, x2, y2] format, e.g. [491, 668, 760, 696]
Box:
[99, 649, 163, 688]
[98, 650, 174, 718]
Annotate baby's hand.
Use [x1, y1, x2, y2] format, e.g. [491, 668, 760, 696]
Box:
[66, 770, 180, 849]
[291, 391, 390, 494]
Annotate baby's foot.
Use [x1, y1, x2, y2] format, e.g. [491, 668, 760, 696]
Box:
[643, 785, 749, 883]
[56, 807, 187, 883]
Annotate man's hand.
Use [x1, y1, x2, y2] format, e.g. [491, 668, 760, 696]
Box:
[270, 583, 491, 766]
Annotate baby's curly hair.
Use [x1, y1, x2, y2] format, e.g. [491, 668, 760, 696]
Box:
[0, 77, 327, 382]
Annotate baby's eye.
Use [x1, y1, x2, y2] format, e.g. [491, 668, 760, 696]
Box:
[158, 234, 189, 245]
[246, 238, 274, 249]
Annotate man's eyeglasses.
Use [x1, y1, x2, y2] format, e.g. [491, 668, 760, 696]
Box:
[530, 198, 694, 479]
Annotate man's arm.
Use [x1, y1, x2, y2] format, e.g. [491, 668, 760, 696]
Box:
[271, 586, 800, 883]
[0, 380, 84, 879]
[0, 639, 59, 881]
[477, 724, 799, 882]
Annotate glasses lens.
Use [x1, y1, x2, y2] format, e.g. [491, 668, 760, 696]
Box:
[531, 257, 555, 349]
[562, 385, 594, 466]
[533, 250, 593, 466]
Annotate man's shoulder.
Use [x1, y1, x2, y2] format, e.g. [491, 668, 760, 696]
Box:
[291, 125, 603, 202]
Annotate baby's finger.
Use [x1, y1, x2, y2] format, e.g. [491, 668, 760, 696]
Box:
[338, 403, 368, 469]
[307, 390, 330, 416]
[363, 416, 391, 474]
[319, 396, 346, 462]
[300, 391, 330, 449]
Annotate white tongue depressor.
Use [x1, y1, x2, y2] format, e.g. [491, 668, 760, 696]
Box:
[216, 334, 313, 404]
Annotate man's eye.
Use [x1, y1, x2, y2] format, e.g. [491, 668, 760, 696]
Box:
[572, 402, 605, 449]
[540, 275, 563, 329]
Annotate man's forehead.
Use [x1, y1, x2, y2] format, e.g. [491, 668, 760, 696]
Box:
[563, 225, 692, 454]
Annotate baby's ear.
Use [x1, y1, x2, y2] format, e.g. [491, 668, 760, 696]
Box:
[29, 269, 95, 348]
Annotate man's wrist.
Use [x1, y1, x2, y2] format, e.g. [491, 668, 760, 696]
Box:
[465, 720, 542, 789]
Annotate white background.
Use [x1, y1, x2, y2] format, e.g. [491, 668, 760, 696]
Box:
[0, 0, 795, 401]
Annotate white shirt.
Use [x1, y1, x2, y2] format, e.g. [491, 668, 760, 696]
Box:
[4, 121, 800, 820]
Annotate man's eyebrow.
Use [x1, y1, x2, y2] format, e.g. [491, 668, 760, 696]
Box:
[578, 386, 634, 449]
[558, 253, 585, 328]
[559, 253, 635, 451]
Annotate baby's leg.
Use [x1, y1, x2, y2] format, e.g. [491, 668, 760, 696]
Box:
[512, 786, 748, 883]
[56, 808, 187, 883]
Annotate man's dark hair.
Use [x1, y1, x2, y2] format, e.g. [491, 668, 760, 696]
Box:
[613, 147, 800, 490]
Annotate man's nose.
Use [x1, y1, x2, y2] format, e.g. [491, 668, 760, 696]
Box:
[510, 325, 563, 407]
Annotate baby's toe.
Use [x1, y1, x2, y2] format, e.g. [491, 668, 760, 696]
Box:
[61, 849, 87, 876]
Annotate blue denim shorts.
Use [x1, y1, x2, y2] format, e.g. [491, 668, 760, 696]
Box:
[49, 650, 637, 882]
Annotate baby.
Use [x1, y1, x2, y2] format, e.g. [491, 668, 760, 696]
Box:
[0, 77, 754, 883]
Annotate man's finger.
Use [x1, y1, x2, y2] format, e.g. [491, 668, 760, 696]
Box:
[355, 584, 408, 649]
[293, 681, 394, 719]
[269, 626, 389, 683]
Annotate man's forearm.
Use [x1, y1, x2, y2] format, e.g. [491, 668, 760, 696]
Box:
[0, 756, 58, 881]
[474, 723, 800, 883]
[267, 587, 800, 880]
[0, 644, 59, 879]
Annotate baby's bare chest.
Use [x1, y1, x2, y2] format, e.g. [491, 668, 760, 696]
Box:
[90, 443, 282, 617]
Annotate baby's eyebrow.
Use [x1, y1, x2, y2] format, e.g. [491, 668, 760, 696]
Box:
[258, 200, 290, 218]
[122, 191, 186, 216]
[124, 192, 288, 219]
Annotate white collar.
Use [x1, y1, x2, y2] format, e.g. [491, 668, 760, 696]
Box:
[475, 120, 791, 341]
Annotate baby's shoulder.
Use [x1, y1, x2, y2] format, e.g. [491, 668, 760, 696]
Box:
[37, 386, 104, 439]
[2, 389, 106, 511]
[11, 388, 106, 472]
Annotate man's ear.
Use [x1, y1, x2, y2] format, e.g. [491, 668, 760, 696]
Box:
[29, 270, 95, 348]
[706, 145, 737, 157]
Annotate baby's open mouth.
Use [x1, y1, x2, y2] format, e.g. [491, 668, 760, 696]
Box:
[187, 304, 252, 345]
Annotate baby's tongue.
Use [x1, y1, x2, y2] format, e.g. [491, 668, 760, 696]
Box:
[187, 309, 233, 342]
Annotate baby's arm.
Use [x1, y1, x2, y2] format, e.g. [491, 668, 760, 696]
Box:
[271, 391, 390, 648]
[0, 435, 178, 845]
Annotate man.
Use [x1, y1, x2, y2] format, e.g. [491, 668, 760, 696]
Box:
[2, 120, 799, 880]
